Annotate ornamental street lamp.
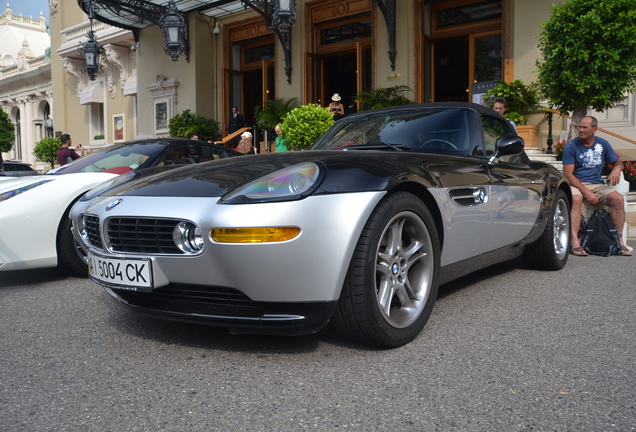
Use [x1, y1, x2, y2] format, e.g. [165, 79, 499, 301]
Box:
[159, 0, 189, 62]
[272, 0, 295, 31]
[242, 0, 296, 83]
[78, 0, 105, 81]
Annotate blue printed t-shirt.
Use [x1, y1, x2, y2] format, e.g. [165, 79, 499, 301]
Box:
[562, 136, 618, 184]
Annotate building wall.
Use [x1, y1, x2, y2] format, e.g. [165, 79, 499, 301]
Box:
[0, 6, 52, 169]
[47, 0, 635, 157]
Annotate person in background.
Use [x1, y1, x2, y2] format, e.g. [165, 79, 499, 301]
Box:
[189, 133, 199, 141]
[329, 94, 345, 121]
[228, 106, 245, 148]
[345, 102, 357, 117]
[492, 97, 517, 132]
[56, 134, 84, 166]
[563, 115, 630, 256]
[274, 124, 287, 152]
[236, 131, 255, 155]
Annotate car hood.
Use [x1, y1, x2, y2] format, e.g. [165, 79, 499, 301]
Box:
[98, 151, 450, 199]
[0, 172, 119, 198]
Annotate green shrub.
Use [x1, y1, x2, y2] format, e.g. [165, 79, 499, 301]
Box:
[168, 109, 220, 141]
[280, 104, 334, 151]
[33, 137, 62, 170]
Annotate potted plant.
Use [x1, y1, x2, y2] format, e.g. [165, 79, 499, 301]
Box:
[253, 97, 296, 152]
[168, 109, 220, 142]
[354, 85, 413, 111]
[484, 80, 545, 147]
[552, 139, 567, 161]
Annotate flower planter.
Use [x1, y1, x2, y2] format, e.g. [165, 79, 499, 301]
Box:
[517, 125, 539, 148]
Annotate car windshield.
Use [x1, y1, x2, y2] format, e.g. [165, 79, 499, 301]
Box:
[311, 107, 477, 155]
[52, 142, 167, 174]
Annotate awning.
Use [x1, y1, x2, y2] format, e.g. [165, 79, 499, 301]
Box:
[80, 82, 104, 105]
[123, 73, 137, 96]
[78, 0, 246, 32]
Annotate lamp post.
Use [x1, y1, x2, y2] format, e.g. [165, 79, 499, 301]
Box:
[77, 0, 104, 81]
[545, 110, 554, 154]
[159, 0, 189, 62]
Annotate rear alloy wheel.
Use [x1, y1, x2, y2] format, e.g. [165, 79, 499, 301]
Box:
[333, 192, 440, 347]
[522, 188, 570, 270]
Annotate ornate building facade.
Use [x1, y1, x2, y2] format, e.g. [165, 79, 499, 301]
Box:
[0, 4, 52, 169]
[47, 0, 636, 160]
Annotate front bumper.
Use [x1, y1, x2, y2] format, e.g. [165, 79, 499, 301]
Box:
[105, 285, 338, 335]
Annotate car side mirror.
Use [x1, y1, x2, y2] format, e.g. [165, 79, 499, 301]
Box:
[496, 135, 524, 156]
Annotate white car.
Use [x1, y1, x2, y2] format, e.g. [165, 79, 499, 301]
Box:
[0, 173, 119, 274]
[0, 139, 242, 275]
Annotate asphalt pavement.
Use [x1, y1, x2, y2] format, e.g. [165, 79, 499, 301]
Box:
[1, 255, 635, 431]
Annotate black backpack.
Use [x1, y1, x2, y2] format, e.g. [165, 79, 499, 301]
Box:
[579, 209, 622, 256]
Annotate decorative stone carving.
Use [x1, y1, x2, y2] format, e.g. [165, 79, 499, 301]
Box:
[49, 0, 59, 20]
[146, 74, 179, 103]
[61, 57, 86, 96]
[99, 56, 116, 99]
[104, 44, 129, 93]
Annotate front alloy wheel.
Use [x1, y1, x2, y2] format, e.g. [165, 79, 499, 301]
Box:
[332, 192, 440, 347]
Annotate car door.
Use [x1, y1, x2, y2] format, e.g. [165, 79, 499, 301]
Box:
[481, 115, 543, 249]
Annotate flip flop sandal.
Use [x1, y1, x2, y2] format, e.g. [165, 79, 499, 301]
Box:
[570, 247, 588, 256]
[618, 246, 632, 257]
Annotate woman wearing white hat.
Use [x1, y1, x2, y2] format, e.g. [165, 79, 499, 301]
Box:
[237, 131, 256, 154]
[329, 93, 345, 120]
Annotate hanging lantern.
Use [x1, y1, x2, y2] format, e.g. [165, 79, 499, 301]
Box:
[159, 0, 189, 62]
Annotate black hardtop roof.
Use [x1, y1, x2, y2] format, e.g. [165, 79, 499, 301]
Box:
[347, 101, 498, 117]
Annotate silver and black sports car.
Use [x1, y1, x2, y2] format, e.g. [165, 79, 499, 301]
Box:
[70, 102, 571, 347]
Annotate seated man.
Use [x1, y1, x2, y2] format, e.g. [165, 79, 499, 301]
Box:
[563, 116, 631, 256]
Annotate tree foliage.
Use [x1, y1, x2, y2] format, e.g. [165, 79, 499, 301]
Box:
[354, 85, 413, 111]
[280, 104, 334, 150]
[0, 107, 16, 174]
[33, 137, 62, 170]
[168, 109, 220, 141]
[536, 0, 636, 128]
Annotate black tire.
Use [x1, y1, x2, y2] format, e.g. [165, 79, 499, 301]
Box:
[522, 188, 571, 270]
[332, 192, 440, 348]
[57, 205, 89, 277]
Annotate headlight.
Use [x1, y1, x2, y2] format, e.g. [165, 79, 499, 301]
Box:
[81, 171, 138, 201]
[173, 222, 204, 253]
[220, 162, 323, 204]
[0, 180, 54, 203]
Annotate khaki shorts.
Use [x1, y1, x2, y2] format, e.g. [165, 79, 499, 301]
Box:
[570, 182, 617, 205]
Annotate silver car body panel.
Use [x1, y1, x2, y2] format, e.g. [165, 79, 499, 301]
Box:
[74, 192, 386, 302]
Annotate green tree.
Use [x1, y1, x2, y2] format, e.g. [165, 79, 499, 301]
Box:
[280, 104, 334, 150]
[0, 107, 16, 174]
[536, 0, 636, 134]
[33, 137, 62, 170]
[168, 109, 220, 141]
[354, 85, 413, 111]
